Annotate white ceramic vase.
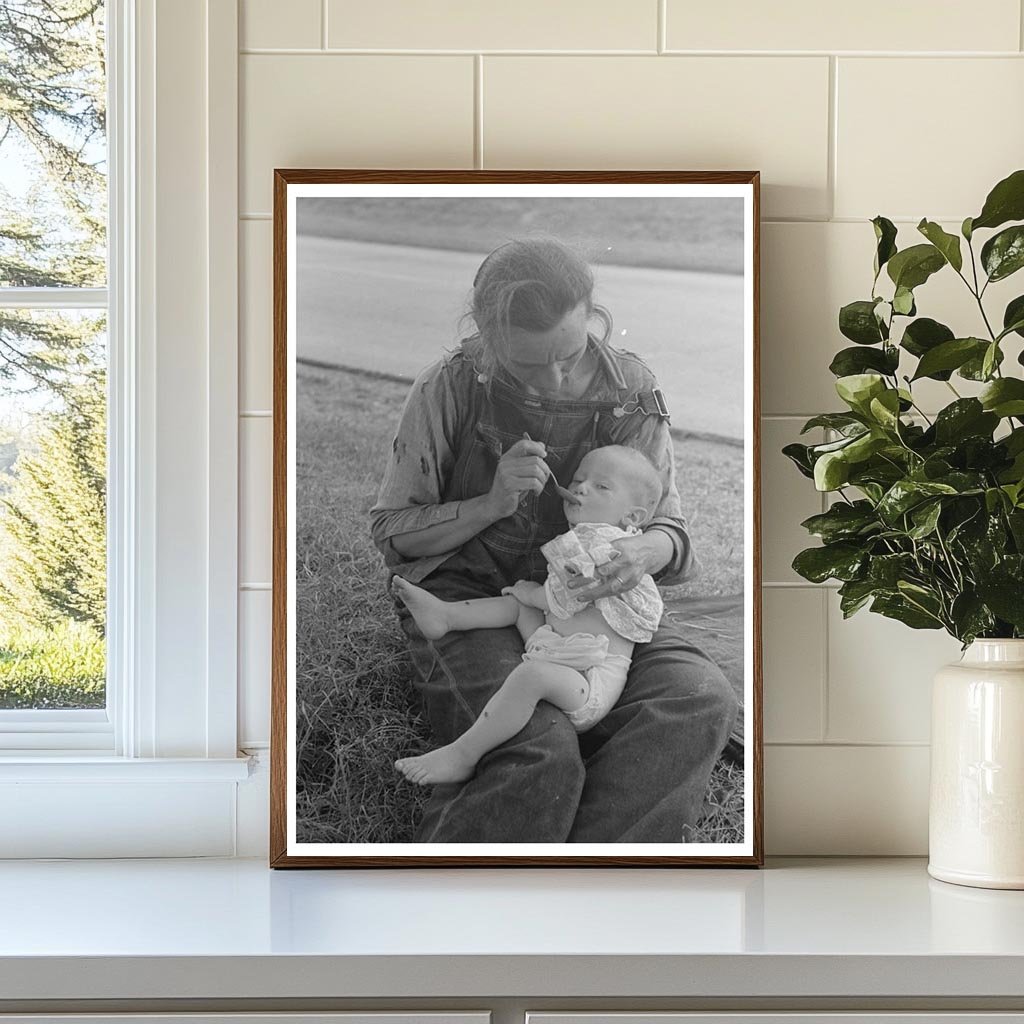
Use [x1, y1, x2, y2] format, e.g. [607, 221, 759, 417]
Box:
[929, 639, 1024, 889]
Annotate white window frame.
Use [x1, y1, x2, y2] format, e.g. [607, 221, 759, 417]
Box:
[0, 0, 249, 857]
[0, 8, 117, 751]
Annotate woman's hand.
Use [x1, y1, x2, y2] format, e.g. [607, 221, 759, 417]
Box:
[486, 437, 549, 518]
[566, 530, 674, 602]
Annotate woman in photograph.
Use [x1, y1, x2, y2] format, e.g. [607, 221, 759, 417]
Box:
[370, 238, 738, 843]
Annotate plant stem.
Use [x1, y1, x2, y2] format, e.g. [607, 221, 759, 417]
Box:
[968, 236, 981, 299]
[935, 529, 965, 593]
[906, 398, 933, 426]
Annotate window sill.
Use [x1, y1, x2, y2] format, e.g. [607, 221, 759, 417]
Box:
[0, 755, 252, 782]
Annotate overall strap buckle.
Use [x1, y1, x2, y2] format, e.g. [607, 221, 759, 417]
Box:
[612, 387, 670, 421]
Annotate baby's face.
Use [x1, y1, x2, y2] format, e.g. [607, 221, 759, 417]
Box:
[564, 449, 645, 528]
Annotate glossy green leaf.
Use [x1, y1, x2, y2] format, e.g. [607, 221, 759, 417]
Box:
[868, 553, 915, 587]
[781, 442, 815, 479]
[838, 579, 879, 617]
[792, 542, 866, 584]
[911, 337, 988, 381]
[900, 319, 955, 382]
[985, 487, 1009, 514]
[855, 481, 885, 504]
[950, 593, 995, 644]
[962, 216, 974, 241]
[871, 594, 943, 630]
[1008, 508, 1024, 547]
[868, 389, 901, 430]
[886, 244, 946, 291]
[908, 500, 942, 539]
[917, 219, 963, 272]
[932, 470, 987, 494]
[872, 216, 898, 277]
[877, 479, 958, 523]
[800, 413, 866, 435]
[980, 378, 1024, 418]
[1006, 428, 1024, 456]
[809, 433, 866, 456]
[982, 342, 1001, 381]
[835, 373, 887, 413]
[892, 286, 916, 316]
[959, 344, 1004, 381]
[1003, 295, 1024, 339]
[839, 299, 886, 345]
[981, 225, 1024, 282]
[976, 579, 1024, 629]
[814, 450, 850, 491]
[971, 168, 1024, 232]
[829, 345, 899, 378]
[846, 432, 888, 465]
[933, 399, 999, 445]
[800, 501, 879, 543]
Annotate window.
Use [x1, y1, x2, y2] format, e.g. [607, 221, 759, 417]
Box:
[0, 0, 246, 857]
[0, 0, 111, 747]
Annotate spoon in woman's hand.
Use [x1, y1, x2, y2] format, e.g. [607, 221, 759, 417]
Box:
[522, 432, 581, 505]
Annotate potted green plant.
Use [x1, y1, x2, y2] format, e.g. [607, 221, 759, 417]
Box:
[785, 169, 1024, 889]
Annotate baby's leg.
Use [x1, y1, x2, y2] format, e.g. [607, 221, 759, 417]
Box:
[392, 577, 519, 640]
[396, 661, 590, 786]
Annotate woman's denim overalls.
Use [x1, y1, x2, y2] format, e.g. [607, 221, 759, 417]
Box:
[397, 342, 738, 843]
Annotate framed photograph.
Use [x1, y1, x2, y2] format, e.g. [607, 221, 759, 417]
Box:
[271, 170, 762, 867]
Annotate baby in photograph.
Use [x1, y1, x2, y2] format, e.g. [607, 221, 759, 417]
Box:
[392, 444, 665, 786]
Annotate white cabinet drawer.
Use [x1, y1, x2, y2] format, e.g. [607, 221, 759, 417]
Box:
[528, 1016, 1024, 1024]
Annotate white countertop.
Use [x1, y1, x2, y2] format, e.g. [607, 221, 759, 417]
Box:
[1, 857, 1023, 1001]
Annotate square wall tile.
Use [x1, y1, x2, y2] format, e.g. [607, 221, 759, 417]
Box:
[483, 56, 830, 219]
[328, 0, 657, 50]
[239, 589, 272, 747]
[241, 55, 474, 213]
[240, 220, 272, 412]
[766, 745, 929, 854]
[836, 59, 1024, 221]
[240, 417, 273, 586]
[763, 588, 825, 743]
[666, 0, 1020, 52]
[762, 221, 1011, 416]
[827, 599, 962, 744]
[761, 417, 823, 584]
[241, 0, 321, 49]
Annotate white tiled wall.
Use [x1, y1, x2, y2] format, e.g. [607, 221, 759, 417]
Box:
[236, 0, 1022, 853]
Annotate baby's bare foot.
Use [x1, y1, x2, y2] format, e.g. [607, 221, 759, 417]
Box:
[395, 746, 477, 786]
[391, 577, 451, 640]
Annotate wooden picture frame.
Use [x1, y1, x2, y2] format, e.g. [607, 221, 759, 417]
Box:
[271, 170, 762, 867]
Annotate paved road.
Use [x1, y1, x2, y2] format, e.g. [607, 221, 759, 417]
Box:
[296, 235, 745, 439]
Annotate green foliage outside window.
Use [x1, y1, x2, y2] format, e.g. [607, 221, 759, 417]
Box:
[0, 1, 107, 708]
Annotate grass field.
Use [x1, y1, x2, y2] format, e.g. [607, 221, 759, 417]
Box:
[295, 364, 745, 845]
[296, 195, 745, 276]
[0, 620, 105, 709]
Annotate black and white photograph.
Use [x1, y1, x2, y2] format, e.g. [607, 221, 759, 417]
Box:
[272, 171, 761, 866]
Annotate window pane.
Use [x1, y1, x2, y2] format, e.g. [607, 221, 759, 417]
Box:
[0, 1, 107, 288]
[0, 309, 106, 710]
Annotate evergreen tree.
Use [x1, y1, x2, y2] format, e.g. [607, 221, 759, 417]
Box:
[0, 0, 106, 393]
[0, 2, 107, 644]
[0, 370, 105, 633]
